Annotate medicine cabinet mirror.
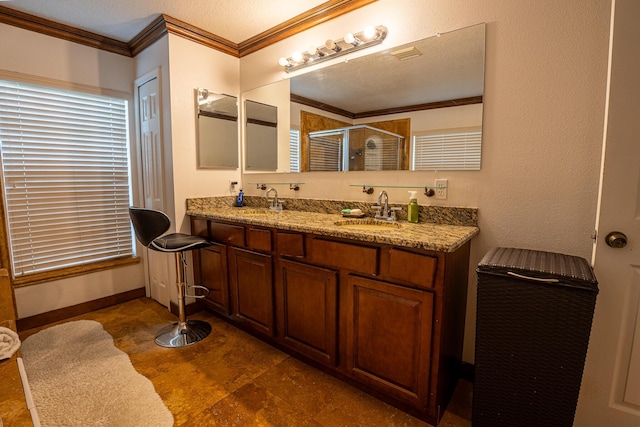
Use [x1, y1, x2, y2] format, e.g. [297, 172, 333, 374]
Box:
[240, 22, 486, 173]
[242, 79, 290, 173]
[245, 100, 278, 171]
[196, 89, 238, 169]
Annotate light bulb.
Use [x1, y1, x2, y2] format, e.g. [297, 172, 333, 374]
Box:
[344, 33, 356, 45]
[291, 51, 304, 63]
[325, 39, 340, 52]
[362, 26, 377, 40]
[307, 45, 318, 56]
[278, 57, 290, 67]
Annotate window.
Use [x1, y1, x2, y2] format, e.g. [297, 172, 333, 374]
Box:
[289, 128, 300, 172]
[308, 132, 343, 171]
[0, 79, 134, 278]
[412, 127, 481, 171]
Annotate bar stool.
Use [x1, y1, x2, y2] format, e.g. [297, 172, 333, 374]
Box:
[129, 207, 212, 348]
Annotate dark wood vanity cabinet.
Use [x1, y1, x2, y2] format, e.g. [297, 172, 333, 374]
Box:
[228, 247, 275, 337]
[276, 259, 338, 367]
[345, 275, 434, 408]
[197, 243, 229, 315]
[190, 216, 471, 424]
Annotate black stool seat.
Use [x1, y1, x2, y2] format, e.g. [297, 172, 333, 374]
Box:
[151, 233, 211, 252]
[129, 207, 212, 348]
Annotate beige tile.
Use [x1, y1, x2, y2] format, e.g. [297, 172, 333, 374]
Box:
[19, 298, 472, 427]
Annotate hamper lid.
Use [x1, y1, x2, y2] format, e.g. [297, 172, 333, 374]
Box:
[478, 247, 598, 289]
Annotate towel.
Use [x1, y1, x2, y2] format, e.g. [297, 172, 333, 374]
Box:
[0, 326, 21, 361]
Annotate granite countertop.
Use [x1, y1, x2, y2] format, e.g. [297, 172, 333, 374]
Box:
[187, 197, 479, 253]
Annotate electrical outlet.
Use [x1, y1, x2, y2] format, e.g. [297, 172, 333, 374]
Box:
[434, 179, 448, 200]
[229, 180, 238, 193]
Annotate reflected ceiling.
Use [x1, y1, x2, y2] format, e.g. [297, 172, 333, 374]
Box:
[290, 24, 485, 115]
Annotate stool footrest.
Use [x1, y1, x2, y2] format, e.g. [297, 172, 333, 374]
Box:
[185, 285, 210, 299]
[154, 320, 212, 348]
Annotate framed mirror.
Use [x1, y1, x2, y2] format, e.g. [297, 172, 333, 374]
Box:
[240, 23, 486, 173]
[196, 88, 238, 169]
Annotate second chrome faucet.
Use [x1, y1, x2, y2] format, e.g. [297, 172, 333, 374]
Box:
[374, 190, 401, 221]
[265, 187, 283, 211]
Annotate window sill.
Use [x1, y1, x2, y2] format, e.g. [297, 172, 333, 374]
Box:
[12, 256, 141, 288]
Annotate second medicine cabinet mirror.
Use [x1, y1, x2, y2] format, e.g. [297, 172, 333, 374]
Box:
[245, 100, 278, 171]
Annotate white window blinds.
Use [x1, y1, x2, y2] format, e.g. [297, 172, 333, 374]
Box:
[289, 128, 300, 173]
[412, 128, 482, 171]
[308, 134, 342, 171]
[0, 80, 133, 277]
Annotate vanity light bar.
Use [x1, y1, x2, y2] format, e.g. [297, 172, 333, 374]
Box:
[279, 25, 388, 73]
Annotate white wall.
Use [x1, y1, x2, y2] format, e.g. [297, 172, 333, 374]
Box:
[134, 35, 174, 223]
[239, 0, 611, 362]
[0, 23, 146, 318]
[0, 1, 612, 363]
[166, 34, 241, 233]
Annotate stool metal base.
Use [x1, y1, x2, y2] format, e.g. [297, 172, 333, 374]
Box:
[154, 320, 212, 348]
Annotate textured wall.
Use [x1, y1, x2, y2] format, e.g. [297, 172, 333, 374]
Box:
[239, 0, 612, 362]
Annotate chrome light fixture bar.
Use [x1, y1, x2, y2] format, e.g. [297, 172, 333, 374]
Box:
[279, 25, 388, 73]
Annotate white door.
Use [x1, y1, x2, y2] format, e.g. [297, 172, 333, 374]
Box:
[136, 72, 172, 308]
[575, 0, 640, 425]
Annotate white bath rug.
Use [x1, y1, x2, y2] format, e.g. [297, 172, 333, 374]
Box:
[20, 320, 173, 427]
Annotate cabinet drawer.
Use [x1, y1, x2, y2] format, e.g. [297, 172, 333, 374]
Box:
[247, 227, 272, 252]
[209, 222, 244, 246]
[277, 232, 305, 258]
[191, 218, 208, 237]
[310, 238, 378, 275]
[387, 249, 437, 289]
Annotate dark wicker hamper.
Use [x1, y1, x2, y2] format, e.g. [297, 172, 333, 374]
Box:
[473, 247, 598, 427]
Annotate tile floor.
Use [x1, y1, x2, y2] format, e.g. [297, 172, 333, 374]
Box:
[20, 298, 472, 426]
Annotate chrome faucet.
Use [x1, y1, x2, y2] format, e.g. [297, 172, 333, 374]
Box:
[265, 187, 282, 211]
[377, 190, 389, 218]
[374, 190, 401, 221]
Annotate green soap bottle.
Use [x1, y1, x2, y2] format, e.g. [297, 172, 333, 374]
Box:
[408, 191, 419, 223]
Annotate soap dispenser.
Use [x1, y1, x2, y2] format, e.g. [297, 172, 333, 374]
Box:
[408, 191, 419, 223]
[235, 189, 244, 207]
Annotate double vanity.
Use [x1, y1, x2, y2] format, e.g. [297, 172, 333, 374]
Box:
[187, 196, 478, 423]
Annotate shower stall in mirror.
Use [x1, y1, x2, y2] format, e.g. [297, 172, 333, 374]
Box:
[308, 125, 404, 172]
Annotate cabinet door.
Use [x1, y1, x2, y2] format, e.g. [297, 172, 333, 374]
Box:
[276, 259, 338, 366]
[346, 275, 434, 409]
[229, 247, 275, 337]
[197, 244, 229, 315]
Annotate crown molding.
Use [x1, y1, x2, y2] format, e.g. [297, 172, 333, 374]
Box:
[291, 94, 484, 120]
[238, 0, 378, 57]
[0, 5, 131, 56]
[0, 0, 376, 58]
[128, 14, 167, 57]
[131, 14, 240, 58]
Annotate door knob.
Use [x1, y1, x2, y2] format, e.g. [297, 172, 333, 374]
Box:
[605, 231, 628, 248]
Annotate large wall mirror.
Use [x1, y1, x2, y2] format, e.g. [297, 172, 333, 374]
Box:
[240, 22, 486, 173]
[196, 88, 238, 169]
